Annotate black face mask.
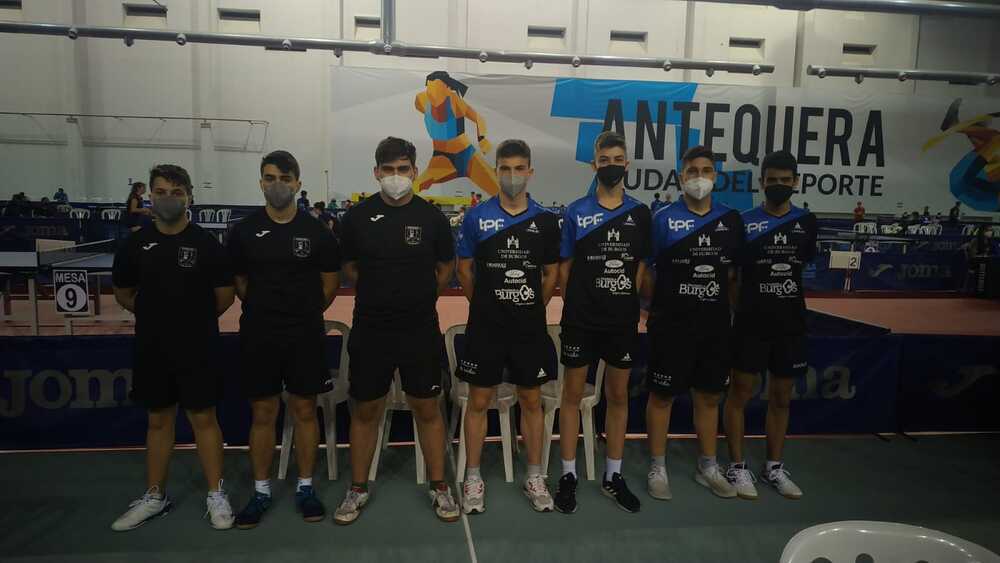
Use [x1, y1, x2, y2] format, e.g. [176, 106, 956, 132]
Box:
[764, 184, 794, 205]
[596, 164, 626, 188]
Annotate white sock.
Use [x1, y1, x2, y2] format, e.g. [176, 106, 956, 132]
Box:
[297, 477, 313, 492]
[698, 455, 717, 472]
[766, 460, 782, 473]
[561, 458, 576, 478]
[254, 479, 271, 496]
[467, 466, 482, 480]
[605, 457, 622, 477]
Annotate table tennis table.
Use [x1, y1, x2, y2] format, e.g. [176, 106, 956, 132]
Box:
[0, 243, 118, 335]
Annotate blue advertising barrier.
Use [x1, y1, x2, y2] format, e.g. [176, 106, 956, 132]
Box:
[853, 252, 966, 291]
[897, 334, 1000, 432]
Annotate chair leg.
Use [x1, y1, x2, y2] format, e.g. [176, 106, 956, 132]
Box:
[511, 408, 521, 454]
[322, 398, 338, 481]
[278, 404, 295, 480]
[499, 407, 514, 483]
[447, 399, 460, 447]
[541, 405, 557, 477]
[413, 416, 425, 485]
[368, 407, 388, 483]
[456, 402, 468, 483]
[581, 407, 596, 481]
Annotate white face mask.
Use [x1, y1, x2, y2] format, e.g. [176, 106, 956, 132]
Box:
[379, 174, 412, 200]
[682, 177, 714, 200]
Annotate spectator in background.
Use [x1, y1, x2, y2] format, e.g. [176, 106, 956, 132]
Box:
[328, 199, 338, 211]
[297, 190, 310, 210]
[311, 201, 334, 231]
[664, 193, 673, 205]
[125, 181, 151, 232]
[53, 187, 68, 203]
[650, 192, 666, 214]
[470, 192, 480, 207]
[4, 192, 30, 217]
[853, 201, 865, 222]
[36, 197, 55, 218]
[922, 206, 931, 223]
[934, 212, 943, 224]
[949, 201, 961, 225]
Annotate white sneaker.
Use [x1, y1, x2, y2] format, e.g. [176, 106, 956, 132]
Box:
[647, 465, 672, 500]
[725, 464, 758, 500]
[333, 487, 370, 525]
[695, 464, 737, 498]
[206, 487, 234, 530]
[429, 485, 460, 522]
[761, 464, 803, 499]
[110, 487, 172, 531]
[522, 474, 554, 512]
[463, 476, 486, 514]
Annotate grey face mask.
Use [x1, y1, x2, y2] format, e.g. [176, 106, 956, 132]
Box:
[264, 182, 295, 210]
[151, 197, 187, 223]
[500, 174, 527, 198]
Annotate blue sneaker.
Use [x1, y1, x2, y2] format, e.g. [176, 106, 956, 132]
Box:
[235, 492, 272, 530]
[295, 485, 326, 523]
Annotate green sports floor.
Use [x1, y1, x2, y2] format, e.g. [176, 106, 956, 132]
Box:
[2, 433, 998, 563]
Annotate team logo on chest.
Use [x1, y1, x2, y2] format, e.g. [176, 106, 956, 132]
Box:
[526, 221, 539, 234]
[177, 246, 198, 268]
[293, 237, 312, 258]
[773, 232, 788, 245]
[405, 226, 422, 246]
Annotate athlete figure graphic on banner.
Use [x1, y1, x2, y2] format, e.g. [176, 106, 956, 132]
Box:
[413, 71, 500, 196]
[924, 98, 1000, 211]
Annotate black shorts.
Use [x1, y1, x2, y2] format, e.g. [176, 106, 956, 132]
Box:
[646, 324, 731, 396]
[131, 347, 223, 410]
[348, 322, 444, 402]
[559, 325, 638, 369]
[456, 323, 557, 388]
[239, 327, 332, 399]
[732, 319, 808, 379]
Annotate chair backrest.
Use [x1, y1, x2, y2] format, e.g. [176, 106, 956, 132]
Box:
[216, 208, 232, 222]
[185, 208, 192, 221]
[545, 324, 564, 397]
[861, 222, 877, 234]
[199, 208, 216, 222]
[324, 320, 351, 400]
[100, 208, 121, 220]
[906, 224, 920, 234]
[70, 208, 90, 219]
[780, 521, 1000, 563]
[444, 324, 467, 401]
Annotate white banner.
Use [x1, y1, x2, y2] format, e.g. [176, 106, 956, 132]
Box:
[331, 67, 1000, 217]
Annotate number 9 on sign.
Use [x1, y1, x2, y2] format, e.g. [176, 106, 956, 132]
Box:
[56, 284, 87, 313]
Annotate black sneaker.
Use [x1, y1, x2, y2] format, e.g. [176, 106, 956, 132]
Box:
[554, 473, 578, 514]
[602, 472, 640, 513]
[295, 485, 326, 523]
[235, 492, 272, 530]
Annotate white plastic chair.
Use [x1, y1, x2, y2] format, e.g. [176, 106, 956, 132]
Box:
[368, 371, 438, 484]
[962, 224, 977, 236]
[70, 209, 90, 219]
[100, 208, 122, 220]
[443, 324, 518, 483]
[906, 224, 921, 235]
[780, 521, 1000, 563]
[216, 208, 232, 222]
[185, 208, 192, 221]
[199, 208, 216, 222]
[541, 325, 607, 481]
[277, 321, 351, 481]
[853, 222, 877, 234]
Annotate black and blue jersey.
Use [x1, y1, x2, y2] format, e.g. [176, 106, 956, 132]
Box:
[560, 193, 652, 331]
[457, 197, 560, 331]
[737, 205, 818, 334]
[648, 199, 743, 332]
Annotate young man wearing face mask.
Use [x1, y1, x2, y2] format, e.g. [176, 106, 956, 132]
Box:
[228, 150, 342, 528]
[645, 145, 743, 501]
[454, 139, 560, 514]
[723, 150, 817, 500]
[333, 137, 459, 525]
[555, 130, 651, 514]
[110, 164, 237, 531]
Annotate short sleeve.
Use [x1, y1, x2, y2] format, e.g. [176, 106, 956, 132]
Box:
[339, 210, 359, 262]
[205, 236, 234, 288]
[560, 209, 577, 259]
[227, 224, 248, 275]
[434, 208, 456, 262]
[317, 227, 342, 272]
[112, 238, 139, 288]
[456, 212, 478, 259]
[800, 213, 819, 263]
[542, 213, 560, 265]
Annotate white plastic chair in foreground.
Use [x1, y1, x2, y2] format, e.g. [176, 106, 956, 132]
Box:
[368, 370, 439, 484]
[443, 324, 518, 483]
[780, 521, 1000, 563]
[198, 208, 216, 222]
[216, 208, 232, 222]
[278, 321, 350, 481]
